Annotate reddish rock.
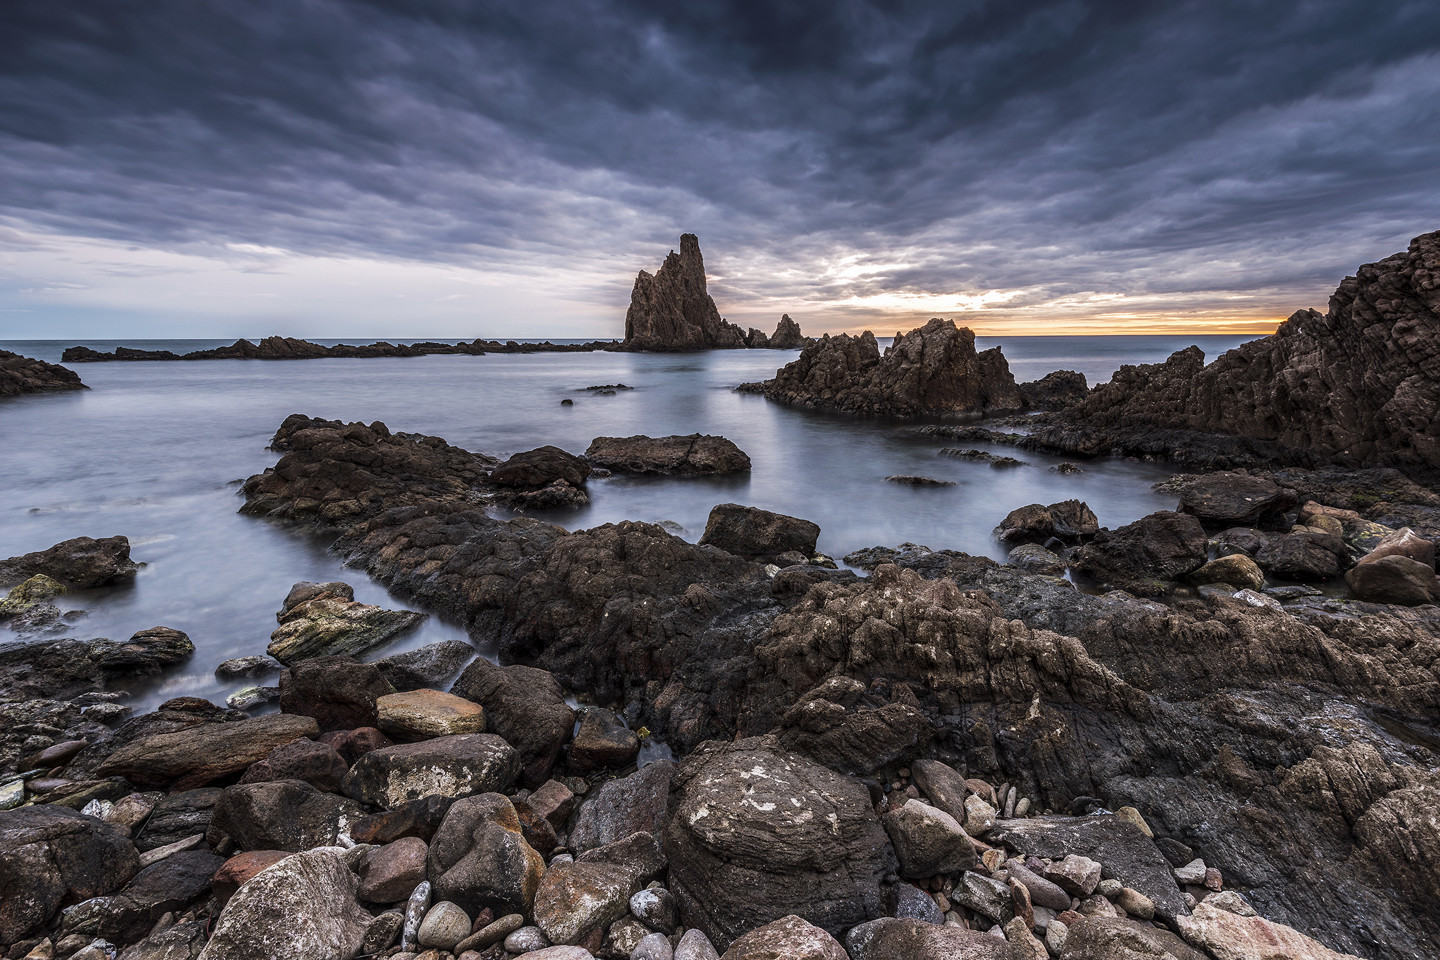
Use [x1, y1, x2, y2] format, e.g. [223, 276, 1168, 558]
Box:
[212, 850, 291, 908]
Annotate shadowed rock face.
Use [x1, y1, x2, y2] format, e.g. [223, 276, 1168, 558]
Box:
[739, 318, 1024, 417]
[0, 349, 86, 398]
[1028, 230, 1440, 477]
[624, 234, 749, 351]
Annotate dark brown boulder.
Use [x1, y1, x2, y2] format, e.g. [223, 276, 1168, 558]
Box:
[238, 736, 350, 793]
[997, 500, 1099, 544]
[0, 535, 138, 588]
[844, 917, 1013, 960]
[1174, 473, 1298, 529]
[134, 788, 224, 852]
[279, 655, 395, 731]
[0, 805, 139, 945]
[58, 849, 223, 944]
[1254, 530, 1348, 581]
[1058, 916, 1209, 960]
[450, 658, 574, 787]
[663, 738, 896, 949]
[1345, 555, 1440, 605]
[427, 793, 546, 916]
[208, 779, 365, 852]
[623, 233, 748, 351]
[0, 348, 86, 398]
[1070, 511, 1207, 595]
[739, 319, 1023, 418]
[95, 713, 320, 790]
[774, 677, 929, 776]
[490, 445, 592, 489]
[342, 733, 520, 809]
[585, 433, 751, 475]
[1019, 369, 1089, 410]
[571, 761, 675, 853]
[699, 503, 821, 559]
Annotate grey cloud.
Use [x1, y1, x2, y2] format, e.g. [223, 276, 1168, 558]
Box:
[1, 0, 1439, 332]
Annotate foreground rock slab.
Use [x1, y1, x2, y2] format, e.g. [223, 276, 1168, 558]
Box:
[197, 846, 371, 960]
[342, 733, 520, 808]
[96, 714, 320, 790]
[584, 433, 751, 475]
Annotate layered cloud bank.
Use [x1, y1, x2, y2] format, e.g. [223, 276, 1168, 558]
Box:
[1, 1, 1438, 337]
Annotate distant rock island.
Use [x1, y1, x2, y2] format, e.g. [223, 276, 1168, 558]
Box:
[0, 349, 86, 397]
[61, 336, 619, 363]
[739, 318, 1086, 417]
[622, 233, 813, 351]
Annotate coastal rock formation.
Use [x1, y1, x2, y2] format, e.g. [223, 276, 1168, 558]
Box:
[126, 415, 1436, 960]
[1027, 230, 1440, 476]
[1018, 369, 1088, 410]
[738, 318, 1024, 417]
[623, 234, 749, 351]
[585, 433, 751, 475]
[767, 314, 811, 349]
[0, 349, 86, 398]
[62, 336, 617, 363]
[0, 535, 139, 589]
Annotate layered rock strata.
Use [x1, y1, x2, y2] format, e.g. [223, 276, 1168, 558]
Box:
[62, 336, 617, 362]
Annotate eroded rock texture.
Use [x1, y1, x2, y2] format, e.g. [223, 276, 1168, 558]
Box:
[624, 234, 748, 351]
[0, 349, 86, 398]
[739, 318, 1024, 417]
[1028, 230, 1440, 476]
[235, 415, 1440, 959]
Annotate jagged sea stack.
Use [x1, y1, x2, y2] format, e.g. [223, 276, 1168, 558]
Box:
[623, 234, 749, 351]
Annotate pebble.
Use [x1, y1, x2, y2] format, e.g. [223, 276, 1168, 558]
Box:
[1205, 890, 1256, 916]
[505, 926, 551, 953]
[1043, 855, 1102, 897]
[1097, 877, 1123, 898]
[0, 779, 25, 810]
[1014, 797, 1030, 817]
[632, 932, 673, 960]
[1116, 887, 1155, 920]
[1115, 806, 1153, 837]
[963, 794, 997, 835]
[629, 887, 679, 933]
[69, 943, 116, 960]
[1205, 866, 1224, 891]
[457, 913, 525, 951]
[1174, 858, 1208, 885]
[674, 928, 719, 960]
[417, 901, 471, 950]
[1045, 919, 1069, 954]
[402, 880, 432, 951]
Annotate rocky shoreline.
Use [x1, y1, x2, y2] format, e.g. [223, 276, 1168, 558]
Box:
[60, 337, 622, 363]
[0, 350, 86, 398]
[4, 400, 1434, 959]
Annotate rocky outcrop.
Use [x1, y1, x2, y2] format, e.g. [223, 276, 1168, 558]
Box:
[584, 434, 751, 475]
[62, 336, 617, 363]
[0, 535, 139, 589]
[698, 504, 821, 560]
[267, 581, 427, 665]
[767, 315, 811, 349]
[1018, 370, 1088, 410]
[623, 234, 749, 351]
[0, 349, 86, 398]
[225, 415, 1440, 960]
[738, 318, 1024, 418]
[1026, 230, 1440, 477]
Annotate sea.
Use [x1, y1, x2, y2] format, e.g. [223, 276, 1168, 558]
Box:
[0, 334, 1251, 710]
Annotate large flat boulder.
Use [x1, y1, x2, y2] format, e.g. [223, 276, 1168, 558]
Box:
[699, 504, 820, 559]
[96, 714, 320, 790]
[585, 434, 751, 475]
[663, 738, 896, 949]
[0, 535, 138, 588]
[0, 805, 140, 944]
[342, 733, 520, 808]
[268, 581, 427, 664]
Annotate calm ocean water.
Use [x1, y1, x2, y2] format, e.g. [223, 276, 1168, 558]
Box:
[0, 334, 1252, 709]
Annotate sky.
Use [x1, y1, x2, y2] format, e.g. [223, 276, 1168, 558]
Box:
[1, 1, 1438, 341]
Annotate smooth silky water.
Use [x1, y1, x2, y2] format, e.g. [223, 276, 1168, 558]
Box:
[0, 335, 1250, 710]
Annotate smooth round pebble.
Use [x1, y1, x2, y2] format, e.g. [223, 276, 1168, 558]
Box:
[629, 887, 679, 933]
[505, 925, 551, 953]
[417, 900, 471, 950]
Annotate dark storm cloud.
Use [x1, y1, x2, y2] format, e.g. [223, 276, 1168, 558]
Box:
[1, 0, 1438, 328]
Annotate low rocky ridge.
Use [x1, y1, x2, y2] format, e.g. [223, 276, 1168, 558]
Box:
[738, 319, 1047, 418]
[0, 350, 86, 398]
[61, 337, 617, 363]
[622, 235, 811, 352]
[1013, 230, 1440, 478]
[4, 419, 1438, 959]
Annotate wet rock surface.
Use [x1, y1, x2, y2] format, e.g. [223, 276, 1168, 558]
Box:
[584, 433, 751, 475]
[0, 535, 139, 589]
